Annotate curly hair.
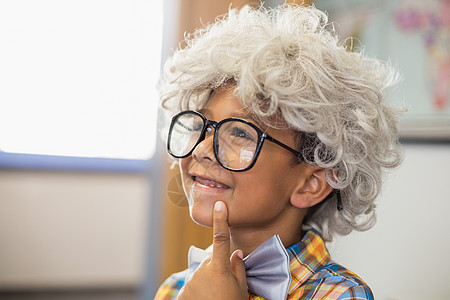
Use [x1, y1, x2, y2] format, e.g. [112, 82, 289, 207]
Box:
[160, 4, 403, 242]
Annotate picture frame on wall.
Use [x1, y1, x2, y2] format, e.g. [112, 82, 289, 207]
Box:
[315, 0, 450, 141]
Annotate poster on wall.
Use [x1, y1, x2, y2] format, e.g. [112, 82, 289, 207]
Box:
[315, 0, 450, 140]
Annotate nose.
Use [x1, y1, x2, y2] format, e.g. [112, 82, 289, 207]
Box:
[191, 126, 216, 163]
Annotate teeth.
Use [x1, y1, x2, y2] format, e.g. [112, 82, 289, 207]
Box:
[194, 176, 227, 188]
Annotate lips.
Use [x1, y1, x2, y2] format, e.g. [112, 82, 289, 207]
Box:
[191, 175, 230, 189]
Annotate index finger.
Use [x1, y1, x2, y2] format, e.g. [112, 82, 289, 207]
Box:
[211, 201, 231, 267]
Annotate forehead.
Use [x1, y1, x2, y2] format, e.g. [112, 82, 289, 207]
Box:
[200, 87, 289, 133]
[200, 87, 249, 118]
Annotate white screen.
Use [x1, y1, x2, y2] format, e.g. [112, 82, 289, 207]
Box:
[0, 0, 163, 160]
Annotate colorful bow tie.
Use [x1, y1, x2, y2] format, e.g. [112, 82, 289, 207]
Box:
[188, 235, 291, 300]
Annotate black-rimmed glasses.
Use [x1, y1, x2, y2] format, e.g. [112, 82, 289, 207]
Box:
[167, 110, 303, 172]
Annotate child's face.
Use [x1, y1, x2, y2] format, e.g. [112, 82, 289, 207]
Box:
[179, 86, 307, 229]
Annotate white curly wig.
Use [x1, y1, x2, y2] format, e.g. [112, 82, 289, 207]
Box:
[160, 4, 403, 242]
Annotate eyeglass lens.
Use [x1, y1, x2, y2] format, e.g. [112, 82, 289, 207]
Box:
[169, 112, 259, 170]
[169, 113, 204, 157]
[216, 121, 258, 170]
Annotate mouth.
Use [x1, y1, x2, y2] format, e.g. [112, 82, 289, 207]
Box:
[191, 174, 230, 190]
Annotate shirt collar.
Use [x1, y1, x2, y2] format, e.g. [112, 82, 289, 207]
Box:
[286, 229, 331, 294]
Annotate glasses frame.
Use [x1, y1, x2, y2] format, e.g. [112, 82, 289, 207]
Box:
[167, 110, 304, 172]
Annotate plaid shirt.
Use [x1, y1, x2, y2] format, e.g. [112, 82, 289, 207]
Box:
[155, 229, 374, 299]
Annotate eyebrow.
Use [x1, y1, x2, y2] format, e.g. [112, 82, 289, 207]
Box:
[198, 108, 211, 116]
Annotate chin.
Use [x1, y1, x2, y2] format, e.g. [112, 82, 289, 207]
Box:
[189, 202, 214, 228]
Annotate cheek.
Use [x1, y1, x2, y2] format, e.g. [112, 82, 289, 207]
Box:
[231, 169, 290, 212]
[232, 152, 296, 201]
[179, 157, 192, 178]
[179, 159, 191, 193]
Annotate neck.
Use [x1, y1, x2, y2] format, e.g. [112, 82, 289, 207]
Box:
[229, 210, 306, 257]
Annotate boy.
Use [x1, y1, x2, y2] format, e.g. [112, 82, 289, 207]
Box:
[156, 4, 402, 299]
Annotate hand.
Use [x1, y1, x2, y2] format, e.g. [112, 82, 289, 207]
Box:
[177, 201, 248, 300]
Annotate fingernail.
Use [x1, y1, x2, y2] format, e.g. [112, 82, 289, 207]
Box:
[214, 201, 224, 211]
[237, 250, 243, 260]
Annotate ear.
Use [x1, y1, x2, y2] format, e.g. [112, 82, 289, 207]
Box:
[290, 166, 333, 209]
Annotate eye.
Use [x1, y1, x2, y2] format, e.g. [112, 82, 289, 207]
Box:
[175, 120, 192, 132]
[193, 121, 204, 132]
[230, 127, 255, 142]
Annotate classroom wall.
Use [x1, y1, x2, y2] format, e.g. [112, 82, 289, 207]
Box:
[0, 170, 148, 290]
[329, 143, 450, 300]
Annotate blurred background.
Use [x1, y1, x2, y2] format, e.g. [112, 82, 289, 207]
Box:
[0, 0, 449, 299]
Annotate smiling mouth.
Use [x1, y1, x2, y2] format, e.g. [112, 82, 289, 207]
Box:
[192, 175, 230, 189]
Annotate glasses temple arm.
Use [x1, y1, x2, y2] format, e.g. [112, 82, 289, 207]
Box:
[263, 134, 304, 162]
